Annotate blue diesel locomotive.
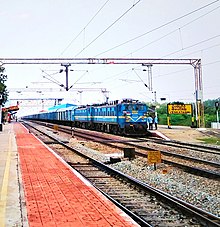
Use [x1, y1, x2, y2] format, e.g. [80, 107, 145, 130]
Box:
[22, 99, 149, 136]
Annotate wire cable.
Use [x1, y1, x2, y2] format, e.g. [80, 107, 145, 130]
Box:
[162, 34, 220, 58]
[95, 0, 220, 56]
[127, 5, 220, 56]
[75, 0, 142, 57]
[59, 0, 110, 56]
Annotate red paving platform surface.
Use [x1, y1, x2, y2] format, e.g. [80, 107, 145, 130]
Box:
[14, 123, 139, 227]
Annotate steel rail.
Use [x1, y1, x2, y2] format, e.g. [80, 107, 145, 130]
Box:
[143, 137, 220, 155]
[25, 120, 220, 178]
[22, 121, 220, 227]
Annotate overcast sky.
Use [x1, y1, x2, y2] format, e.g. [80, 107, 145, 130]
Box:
[1, 0, 220, 106]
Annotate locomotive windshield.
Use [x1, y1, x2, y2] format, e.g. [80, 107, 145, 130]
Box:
[124, 104, 145, 111]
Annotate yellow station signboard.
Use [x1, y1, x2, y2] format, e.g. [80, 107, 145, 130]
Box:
[167, 104, 192, 114]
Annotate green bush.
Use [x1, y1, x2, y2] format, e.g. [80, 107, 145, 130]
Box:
[153, 98, 219, 128]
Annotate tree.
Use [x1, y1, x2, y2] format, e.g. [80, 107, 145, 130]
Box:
[0, 66, 8, 106]
[155, 99, 220, 128]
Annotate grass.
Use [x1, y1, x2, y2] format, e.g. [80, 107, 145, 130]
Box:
[198, 137, 220, 145]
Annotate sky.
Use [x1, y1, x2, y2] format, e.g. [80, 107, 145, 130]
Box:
[1, 0, 220, 110]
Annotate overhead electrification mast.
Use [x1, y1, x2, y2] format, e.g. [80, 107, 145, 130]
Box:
[0, 57, 204, 127]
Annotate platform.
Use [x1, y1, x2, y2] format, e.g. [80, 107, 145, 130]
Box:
[0, 123, 25, 227]
[0, 122, 139, 227]
[150, 125, 220, 143]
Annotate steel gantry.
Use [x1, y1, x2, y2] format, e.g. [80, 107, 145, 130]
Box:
[0, 57, 204, 127]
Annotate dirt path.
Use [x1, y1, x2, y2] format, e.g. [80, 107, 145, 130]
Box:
[156, 126, 210, 143]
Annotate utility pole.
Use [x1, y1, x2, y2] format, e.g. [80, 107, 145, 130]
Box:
[61, 63, 71, 91]
[193, 60, 204, 127]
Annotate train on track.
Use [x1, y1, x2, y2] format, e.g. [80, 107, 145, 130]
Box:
[22, 99, 150, 136]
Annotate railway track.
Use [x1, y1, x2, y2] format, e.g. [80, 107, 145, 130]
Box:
[27, 121, 220, 179]
[141, 137, 220, 156]
[21, 121, 220, 227]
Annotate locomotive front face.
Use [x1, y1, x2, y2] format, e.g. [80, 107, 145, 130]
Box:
[122, 103, 147, 123]
[118, 103, 148, 135]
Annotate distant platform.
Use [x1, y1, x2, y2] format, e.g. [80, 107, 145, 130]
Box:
[150, 125, 220, 143]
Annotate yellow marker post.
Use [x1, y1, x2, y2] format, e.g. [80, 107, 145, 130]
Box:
[147, 151, 162, 170]
[54, 124, 59, 131]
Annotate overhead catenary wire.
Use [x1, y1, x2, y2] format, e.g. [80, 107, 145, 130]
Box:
[75, 0, 142, 57]
[95, 0, 220, 56]
[177, 43, 220, 58]
[59, 0, 110, 56]
[162, 34, 220, 58]
[42, 0, 140, 88]
[58, 1, 220, 94]
[126, 4, 220, 56]
[40, 1, 110, 89]
[93, 2, 220, 93]
[94, 38, 220, 93]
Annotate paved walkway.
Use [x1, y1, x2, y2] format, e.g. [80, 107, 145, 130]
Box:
[0, 123, 25, 227]
[14, 122, 139, 227]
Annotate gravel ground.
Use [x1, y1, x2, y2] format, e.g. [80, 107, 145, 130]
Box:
[109, 158, 220, 217]
[67, 139, 220, 218]
[42, 126, 220, 218]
